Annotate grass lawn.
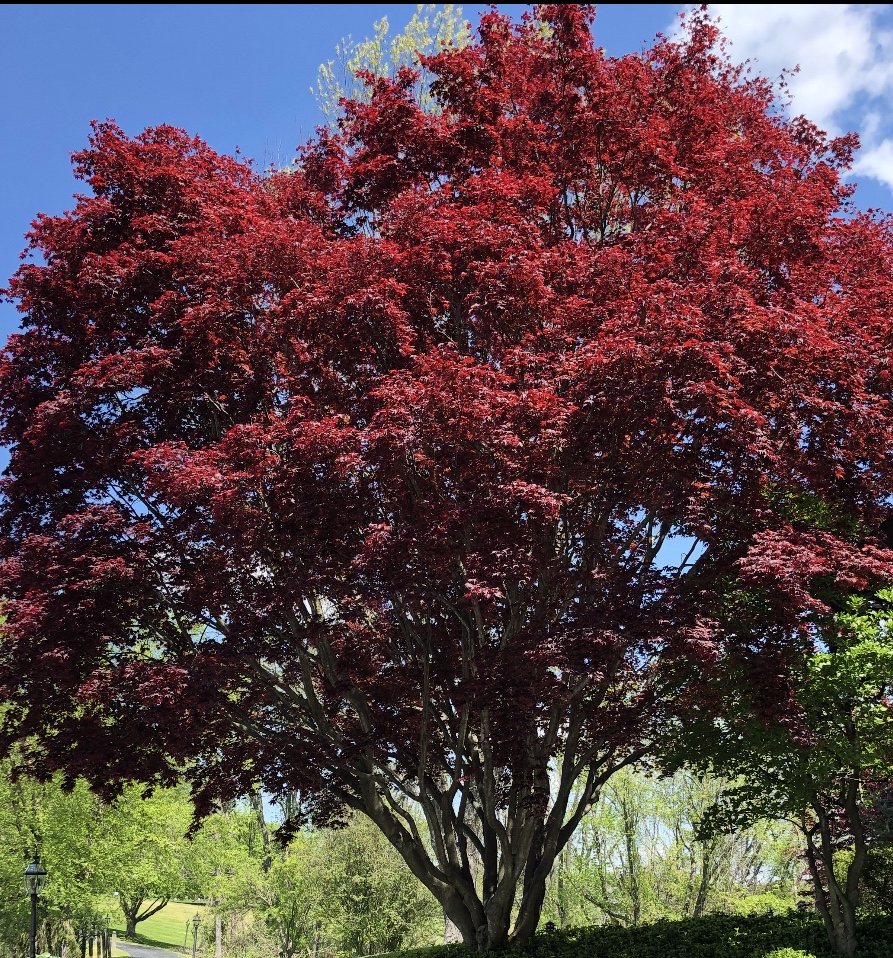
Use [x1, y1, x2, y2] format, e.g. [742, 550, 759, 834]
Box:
[109, 900, 209, 953]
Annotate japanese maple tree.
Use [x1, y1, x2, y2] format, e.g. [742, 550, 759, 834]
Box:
[3, 6, 893, 950]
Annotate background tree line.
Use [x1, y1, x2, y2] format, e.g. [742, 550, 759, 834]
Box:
[1, 761, 889, 958]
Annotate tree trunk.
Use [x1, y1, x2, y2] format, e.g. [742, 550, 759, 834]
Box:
[371, 755, 637, 949]
[443, 913, 463, 943]
[618, 788, 641, 925]
[120, 898, 168, 940]
[692, 843, 712, 919]
[556, 843, 570, 929]
[443, 793, 483, 944]
[249, 790, 272, 872]
[803, 798, 862, 957]
[229, 587, 650, 953]
[214, 914, 222, 958]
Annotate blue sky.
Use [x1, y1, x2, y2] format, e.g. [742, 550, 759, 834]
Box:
[3, 1, 893, 350]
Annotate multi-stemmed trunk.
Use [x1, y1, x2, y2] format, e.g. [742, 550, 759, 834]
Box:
[243, 615, 648, 954]
[333, 717, 639, 951]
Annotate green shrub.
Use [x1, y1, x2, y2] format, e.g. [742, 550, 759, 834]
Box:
[372, 911, 893, 958]
[736, 893, 797, 917]
[863, 846, 893, 916]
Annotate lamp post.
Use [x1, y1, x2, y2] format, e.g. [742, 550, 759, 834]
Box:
[190, 914, 200, 958]
[23, 858, 48, 958]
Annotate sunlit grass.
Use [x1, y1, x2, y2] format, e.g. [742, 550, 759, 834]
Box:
[108, 900, 209, 952]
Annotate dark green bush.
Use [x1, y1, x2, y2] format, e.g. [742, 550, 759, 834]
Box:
[373, 912, 893, 958]
[863, 847, 893, 916]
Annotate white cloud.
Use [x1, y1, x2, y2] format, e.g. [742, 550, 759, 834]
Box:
[678, 5, 893, 192]
[854, 138, 893, 193]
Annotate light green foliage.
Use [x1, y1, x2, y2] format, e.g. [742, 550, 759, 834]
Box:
[213, 828, 321, 958]
[764, 950, 818, 958]
[735, 892, 802, 916]
[312, 815, 441, 955]
[542, 769, 798, 929]
[259, 841, 323, 958]
[0, 765, 217, 957]
[204, 809, 440, 958]
[184, 804, 258, 909]
[164, 801, 269, 958]
[106, 784, 196, 936]
[313, 4, 470, 122]
[0, 767, 108, 957]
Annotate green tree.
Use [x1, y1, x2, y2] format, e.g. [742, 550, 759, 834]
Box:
[542, 769, 798, 929]
[651, 773, 797, 919]
[313, 815, 441, 955]
[106, 785, 195, 938]
[677, 592, 893, 956]
[184, 803, 260, 958]
[238, 834, 324, 958]
[0, 762, 264, 958]
[313, 3, 469, 121]
[0, 762, 111, 958]
[192, 789, 440, 958]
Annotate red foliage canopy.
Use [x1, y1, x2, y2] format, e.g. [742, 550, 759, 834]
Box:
[3, 5, 893, 948]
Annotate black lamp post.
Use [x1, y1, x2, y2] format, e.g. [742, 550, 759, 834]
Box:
[190, 914, 200, 958]
[23, 858, 48, 958]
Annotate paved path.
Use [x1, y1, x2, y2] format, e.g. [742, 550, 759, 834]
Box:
[116, 941, 185, 958]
